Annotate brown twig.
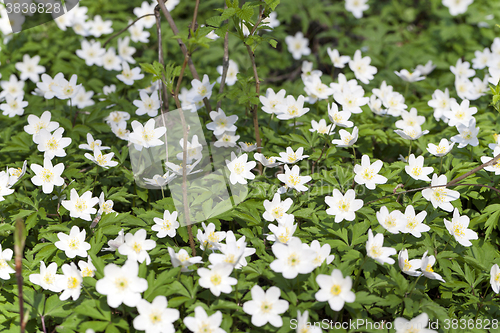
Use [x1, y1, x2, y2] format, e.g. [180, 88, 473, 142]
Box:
[447, 153, 500, 186]
[216, 2, 230, 111]
[155, 6, 169, 112]
[263, 66, 302, 83]
[155, 0, 212, 112]
[103, 14, 155, 48]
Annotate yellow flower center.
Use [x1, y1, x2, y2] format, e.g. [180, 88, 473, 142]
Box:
[385, 216, 396, 227]
[287, 253, 299, 267]
[287, 153, 298, 163]
[149, 312, 162, 324]
[338, 199, 350, 212]
[233, 162, 244, 175]
[425, 264, 434, 272]
[46, 138, 59, 150]
[403, 259, 412, 271]
[132, 242, 142, 254]
[272, 207, 284, 219]
[115, 277, 128, 291]
[406, 217, 418, 230]
[82, 267, 93, 277]
[75, 198, 88, 212]
[362, 168, 374, 180]
[436, 145, 447, 154]
[43, 273, 55, 285]
[67, 276, 79, 289]
[68, 238, 80, 250]
[288, 105, 299, 116]
[224, 254, 236, 264]
[210, 274, 222, 286]
[369, 245, 382, 258]
[453, 224, 465, 237]
[277, 228, 291, 243]
[433, 188, 446, 203]
[0, 259, 8, 269]
[330, 284, 342, 296]
[412, 166, 422, 176]
[288, 174, 301, 186]
[261, 301, 273, 313]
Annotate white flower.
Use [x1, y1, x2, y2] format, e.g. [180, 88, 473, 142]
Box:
[394, 69, 425, 82]
[415, 60, 436, 75]
[104, 111, 130, 128]
[405, 154, 433, 182]
[103, 229, 125, 251]
[277, 147, 309, 164]
[29, 262, 63, 292]
[481, 147, 500, 175]
[0, 172, 14, 202]
[327, 103, 353, 129]
[376, 206, 403, 234]
[394, 126, 429, 141]
[117, 62, 144, 85]
[427, 138, 455, 157]
[15, 54, 45, 83]
[56, 263, 83, 301]
[472, 48, 492, 69]
[118, 229, 156, 265]
[117, 36, 136, 64]
[238, 142, 258, 152]
[206, 108, 238, 135]
[398, 249, 422, 277]
[128, 119, 167, 151]
[276, 95, 310, 120]
[428, 88, 452, 122]
[0, 245, 15, 280]
[399, 205, 430, 238]
[277, 165, 311, 192]
[209, 231, 255, 269]
[134, 91, 160, 117]
[55, 226, 91, 259]
[53, 74, 82, 100]
[143, 172, 177, 187]
[331, 126, 359, 147]
[95, 260, 148, 308]
[422, 174, 460, 212]
[327, 48, 350, 68]
[345, 0, 369, 18]
[78, 256, 96, 278]
[366, 229, 396, 265]
[33, 127, 72, 160]
[214, 131, 240, 147]
[7, 161, 27, 187]
[243, 285, 289, 327]
[260, 88, 286, 114]
[152, 210, 180, 238]
[333, 85, 368, 114]
[190, 74, 216, 102]
[267, 214, 298, 244]
[330, 73, 360, 95]
[304, 75, 334, 103]
[70, 86, 95, 109]
[0, 74, 24, 99]
[133, 296, 180, 333]
[197, 263, 237, 296]
[36, 73, 65, 100]
[372, 80, 393, 100]
[285, 32, 311, 60]
[450, 118, 480, 148]
[254, 153, 282, 168]
[263, 193, 293, 222]
[420, 251, 445, 282]
[61, 188, 99, 221]
[270, 237, 317, 279]
[325, 189, 363, 223]
[97, 192, 115, 215]
[394, 313, 438, 333]
[88, 15, 113, 37]
[85, 147, 119, 169]
[315, 269, 355, 311]
[129, 21, 150, 43]
[217, 59, 239, 86]
[395, 108, 425, 130]
[184, 306, 226, 333]
[168, 247, 203, 272]
[383, 91, 407, 117]
[101, 47, 122, 71]
[79, 133, 110, 151]
[354, 155, 387, 189]
[225, 152, 256, 185]
[310, 119, 334, 135]
[303, 240, 335, 267]
[349, 50, 377, 84]
[444, 99, 477, 127]
[262, 11, 280, 29]
[450, 58, 475, 78]
[133, 1, 157, 29]
[30, 158, 65, 194]
[1, 94, 28, 117]
[490, 264, 500, 294]
[197, 222, 226, 251]
[444, 208, 478, 246]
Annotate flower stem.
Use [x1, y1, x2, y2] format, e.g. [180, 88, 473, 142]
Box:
[407, 274, 423, 298]
[439, 156, 443, 174]
[408, 141, 412, 159]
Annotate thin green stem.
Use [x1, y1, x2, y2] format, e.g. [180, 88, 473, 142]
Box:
[353, 256, 368, 289]
[439, 156, 443, 174]
[407, 274, 423, 298]
[408, 141, 412, 159]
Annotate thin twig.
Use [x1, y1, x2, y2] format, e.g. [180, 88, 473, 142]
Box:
[155, 6, 169, 112]
[216, 2, 230, 111]
[103, 14, 155, 48]
[447, 153, 500, 186]
[155, 0, 212, 112]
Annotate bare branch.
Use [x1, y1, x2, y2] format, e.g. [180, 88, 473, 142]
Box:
[103, 14, 155, 48]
